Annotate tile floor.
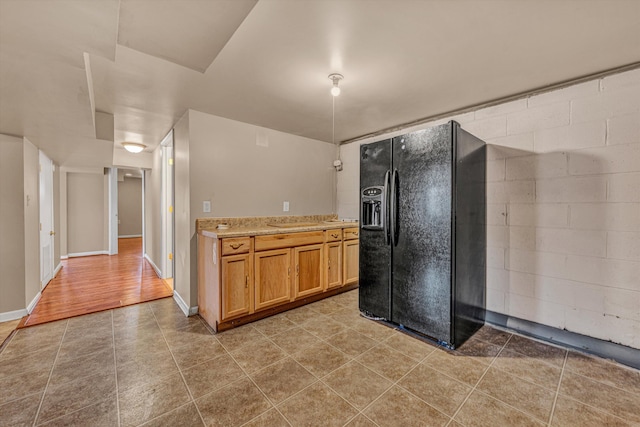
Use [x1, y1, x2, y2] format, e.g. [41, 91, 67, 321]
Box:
[1, 289, 639, 427]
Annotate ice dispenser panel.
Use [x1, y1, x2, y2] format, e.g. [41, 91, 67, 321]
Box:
[361, 186, 385, 230]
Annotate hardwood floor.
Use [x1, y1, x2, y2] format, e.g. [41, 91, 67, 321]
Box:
[19, 238, 173, 328]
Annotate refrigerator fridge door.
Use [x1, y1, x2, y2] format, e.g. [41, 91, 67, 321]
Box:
[359, 139, 392, 319]
[390, 124, 453, 342]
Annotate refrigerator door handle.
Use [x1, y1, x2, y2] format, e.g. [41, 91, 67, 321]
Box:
[390, 168, 399, 247]
[383, 170, 390, 245]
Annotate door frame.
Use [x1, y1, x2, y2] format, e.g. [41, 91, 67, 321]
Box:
[160, 130, 174, 282]
[39, 150, 54, 289]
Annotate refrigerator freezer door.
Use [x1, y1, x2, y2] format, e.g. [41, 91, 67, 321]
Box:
[391, 124, 453, 342]
[359, 139, 392, 319]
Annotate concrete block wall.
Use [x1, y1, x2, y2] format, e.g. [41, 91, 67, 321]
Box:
[337, 67, 640, 349]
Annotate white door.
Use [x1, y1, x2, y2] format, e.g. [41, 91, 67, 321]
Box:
[39, 150, 54, 288]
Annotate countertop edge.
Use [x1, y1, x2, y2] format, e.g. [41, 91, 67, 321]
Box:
[200, 222, 359, 239]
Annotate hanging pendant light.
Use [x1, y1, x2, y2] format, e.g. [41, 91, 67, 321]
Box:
[328, 73, 343, 97]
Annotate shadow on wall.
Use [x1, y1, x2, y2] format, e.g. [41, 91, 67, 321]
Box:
[485, 144, 630, 345]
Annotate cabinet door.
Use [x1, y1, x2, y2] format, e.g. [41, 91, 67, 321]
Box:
[221, 254, 253, 320]
[343, 239, 359, 285]
[325, 242, 343, 290]
[294, 244, 324, 299]
[255, 249, 291, 311]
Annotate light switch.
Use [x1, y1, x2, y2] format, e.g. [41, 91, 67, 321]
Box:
[203, 201, 211, 213]
[283, 201, 289, 212]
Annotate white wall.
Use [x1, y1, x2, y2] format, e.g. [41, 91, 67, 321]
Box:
[144, 147, 163, 274]
[23, 138, 40, 306]
[118, 177, 142, 236]
[67, 172, 107, 255]
[337, 68, 640, 349]
[173, 111, 191, 310]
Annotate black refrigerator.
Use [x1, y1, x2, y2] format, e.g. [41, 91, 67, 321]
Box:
[359, 121, 486, 349]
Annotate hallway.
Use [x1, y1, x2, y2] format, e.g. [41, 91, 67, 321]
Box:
[19, 238, 173, 328]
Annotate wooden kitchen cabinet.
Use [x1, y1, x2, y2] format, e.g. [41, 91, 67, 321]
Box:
[325, 241, 343, 290]
[294, 244, 324, 298]
[221, 253, 253, 320]
[254, 248, 292, 311]
[343, 229, 359, 286]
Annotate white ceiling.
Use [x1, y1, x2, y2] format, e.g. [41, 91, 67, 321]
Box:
[1, 0, 639, 168]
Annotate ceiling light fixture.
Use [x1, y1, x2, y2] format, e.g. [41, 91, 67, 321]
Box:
[329, 73, 343, 97]
[122, 142, 146, 153]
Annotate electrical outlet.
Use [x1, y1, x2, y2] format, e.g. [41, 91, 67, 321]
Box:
[283, 201, 289, 212]
[203, 201, 211, 213]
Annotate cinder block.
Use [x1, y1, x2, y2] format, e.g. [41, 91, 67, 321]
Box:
[487, 225, 508, 248]
[608, 172, 640, 202]
[487, 181, 535, 204]
[508, 226, 536, 251]
[607, 112, 640, 146]
[607, 231, 640, 261]
[505, 248, 567, 277]
[506, 152, 568, 181]
[487, 203, 507, 226]
[601, 68, 640, 91]
[571, 86, 640, 124]
[566, 308, 636, 347]
[486, 288, 506, 313]
[508, 203, 569, 228]
[536, 176, 607, 203]
[534, 121, 606, 153]
[475, 99, 528, 120]
[487, 267, 508, 292]
[486, 159, 506, 182]
[487, 246, 505, 269]
[507, 102, 571, 135]
[568, 143, 640, 176]
[486, 133, 534, 159]
[527, 80, 599, 108]
[565, 254, 640, 291]
[529, 299, 566, 330]
[506, 270, 535, 297]
[604, 288, 640, 321]
[570, 203, 640, 231]
[534, 228, 607, 258]
[463, 116, 507, 140]
[506, 293, 536, 319]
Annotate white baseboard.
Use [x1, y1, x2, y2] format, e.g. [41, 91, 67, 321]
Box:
[173, 291, 197, 317]
[118, 234, 142, 238]
[53, 263, 62, 278]
[61, 255, 68, 260]
[26, 291, 41, 314]
[144, 253, 162, 278]
[67, 251, 109, 258]
[0, 308, 27, 322]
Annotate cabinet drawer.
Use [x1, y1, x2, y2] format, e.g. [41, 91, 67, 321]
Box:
[325, 229, 342, 242]
[255, 231, 323, 251]
[343, 227, 360, 240]
[221, 237, 252, 256]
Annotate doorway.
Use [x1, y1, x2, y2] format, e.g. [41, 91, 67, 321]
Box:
[161, 131, 174, 287]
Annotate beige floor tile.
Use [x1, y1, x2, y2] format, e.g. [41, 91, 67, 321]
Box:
[0, 345, 58, 380]
[325, 329, 377, 357]
[357, 343, 419, 381]
[231, 337, 287, 373]
[112, 304, 155, 329]
[37, 372, 116, 424]
[250, 357, 316, 404]
[277, 382, 358, 427]
[348, 317, 396, 342]
[196, 377, 272, 427]
[2, 327, 64, 356]
[243, 408, 290, 427]
[477, 367, 555, 422]
[423, 349, 489, 386]
[49, 346, 115, 387]
[559, 371, 640, 423]
[363, 386, 450, 427]
[162, 321, 213, 349]
[253, 314, 297, 337]
[215, 325, 264, 352]
[115, 335, 169, 365]
[551, 395, 633, 427]
[454, 391, 545, 427]
[504, 335, 567, 367]
[182, 353, 245, 398]
[113, 321, 164, 346]
[38, 397, 119, 427]
[0, 392, 42, 427]
[453, 337, 502, 365]
[310, 298, 347, 315]
[493, 348, 562, 390]
[331, 307, 363, 325]
[0, 365, 50, 405]
[0, 319, 20, 344]
[564, 350, 640, 395]
[293, 342, 351, 378]
[322, 361, 393, 410]
[383, 332, 436, 361]
[116, 348, 179, 391]
[56, 333, 114, 362]
[66, 310, 112, 329]
[472, 325, 512, 347]
[282, 305, 322, 324]
[155, 312, 203, 331]
[269, 326, 321, 354]
[344, 414, 378, 427]
[139, 402, 204, 427]
[398, 363, 472, 416]
[301, 316, 349, 339]
[171, 336, 226, 370]
[119, 372, 191, 427]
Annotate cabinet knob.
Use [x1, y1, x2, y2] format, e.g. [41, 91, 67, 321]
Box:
[331, 233, 338, 238]
[230, 243, 244, 250]
[245, 275, 249, 288]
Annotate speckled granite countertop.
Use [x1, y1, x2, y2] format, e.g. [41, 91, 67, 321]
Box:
[196, 214, 359, 239]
